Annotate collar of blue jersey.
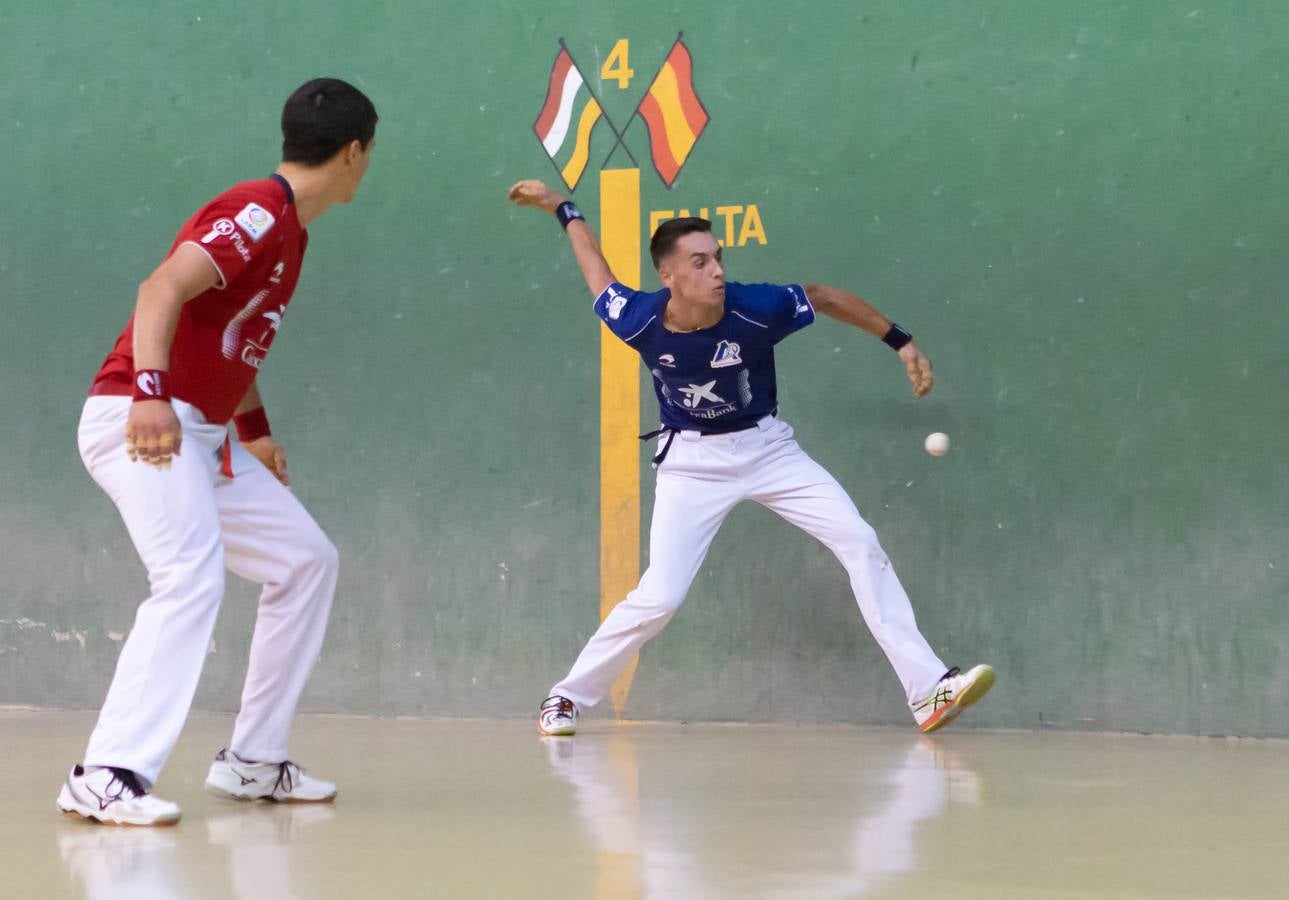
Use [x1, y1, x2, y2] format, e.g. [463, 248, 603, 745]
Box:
[658, 290, 726, 333]
[269, 173, 295, 205]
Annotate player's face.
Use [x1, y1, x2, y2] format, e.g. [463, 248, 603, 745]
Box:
[660, 232, 725, 307]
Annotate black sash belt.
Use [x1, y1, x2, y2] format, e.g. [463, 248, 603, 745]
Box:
[639, 427, 678, 466]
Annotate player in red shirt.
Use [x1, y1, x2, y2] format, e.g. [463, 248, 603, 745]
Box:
[57, 79, 378, 826]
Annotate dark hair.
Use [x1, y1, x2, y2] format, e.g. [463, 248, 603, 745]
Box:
[281, 78, 379, 166]
[649, 217, 713, 269]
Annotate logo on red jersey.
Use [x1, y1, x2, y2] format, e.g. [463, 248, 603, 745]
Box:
[234, 203, 276, 242]
[201, 219, 237, 243]
[200, 217, 251, 262]
[240, 306, 285, 369]
[221, 295, 287, 371]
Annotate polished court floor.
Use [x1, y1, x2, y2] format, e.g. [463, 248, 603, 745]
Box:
[2, 710, 1285, 899]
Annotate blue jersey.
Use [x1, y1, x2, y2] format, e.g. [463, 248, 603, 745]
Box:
[594, 280, 815, 433]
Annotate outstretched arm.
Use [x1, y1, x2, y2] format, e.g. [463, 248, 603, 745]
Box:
[508, 179, 617, 297]
[805, 283, 934, 397]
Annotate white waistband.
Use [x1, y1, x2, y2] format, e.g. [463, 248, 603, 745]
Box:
[677, 414, 777, 441]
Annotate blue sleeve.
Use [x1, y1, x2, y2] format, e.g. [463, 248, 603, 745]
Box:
[747, 282, 815, 343]
[593, 282, 658, 345]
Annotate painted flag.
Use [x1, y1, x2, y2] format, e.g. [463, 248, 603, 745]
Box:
[533, 47, 604, 192]
[637, 39, 709, 187]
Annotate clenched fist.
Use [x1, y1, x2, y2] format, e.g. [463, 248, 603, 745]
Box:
[126, 399, 182, 468]
[507, 179, 565, 215]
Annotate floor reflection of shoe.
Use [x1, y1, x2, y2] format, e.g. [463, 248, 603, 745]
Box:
[204, 750, 337, 802]
[206, 802, 336, 845]
[920, 737, 984, 805]
[58, 823, 182, 898]
[56, 765, 182, 826]
[541, 734, 579, 764]
[58, 825, 177, 864]
[913, 664, 996, 733]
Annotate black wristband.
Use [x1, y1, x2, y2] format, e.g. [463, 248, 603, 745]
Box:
[555, 201, 584, 230]
[882, 322, 913, 351]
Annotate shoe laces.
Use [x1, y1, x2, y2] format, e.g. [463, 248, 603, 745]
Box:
[105, 768, 148, 801]
[942, 666, 961, 682]
[272, 761, 301, 795]
[542, 696, 575, 718]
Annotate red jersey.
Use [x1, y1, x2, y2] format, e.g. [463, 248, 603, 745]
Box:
[91, 175, 308, 423]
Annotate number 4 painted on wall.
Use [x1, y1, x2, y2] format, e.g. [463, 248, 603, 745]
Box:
[601, 39, 633, 88]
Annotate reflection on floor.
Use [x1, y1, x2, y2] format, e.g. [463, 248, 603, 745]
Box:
[4, 710, 1286, 899]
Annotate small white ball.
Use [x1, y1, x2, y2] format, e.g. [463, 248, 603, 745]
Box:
[924, 432, 950, 457]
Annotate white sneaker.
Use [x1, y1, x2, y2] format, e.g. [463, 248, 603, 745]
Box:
[538, 695, 578, 736]
[913, 664, 996, 733]
[204, 749, 337, 803]
[56, 765, 182, 827]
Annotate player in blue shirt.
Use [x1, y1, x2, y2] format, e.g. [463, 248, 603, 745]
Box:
[508, 179, 994, 736]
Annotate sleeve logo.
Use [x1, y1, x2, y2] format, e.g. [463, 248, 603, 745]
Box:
[234, 203, 276, 242]
[790, 286, 810, 317]
[200, 219, 237, 244]
[605, 287, 629, 320]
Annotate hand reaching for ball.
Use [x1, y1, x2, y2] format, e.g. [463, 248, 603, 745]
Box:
[898, 342, 934, 397]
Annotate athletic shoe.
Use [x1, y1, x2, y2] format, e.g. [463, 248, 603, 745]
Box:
[538, 695, 578, 736]
[913, 664, 996, 733]
[204, 749, 337, 803]
[56, 765, 182, 827]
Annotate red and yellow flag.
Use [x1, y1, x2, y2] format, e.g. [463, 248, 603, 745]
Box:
[533, 46, 604, 191]
[637, 39, 709, 187]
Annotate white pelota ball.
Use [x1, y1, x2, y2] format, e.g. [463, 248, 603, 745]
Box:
[924, 432, 950, 457]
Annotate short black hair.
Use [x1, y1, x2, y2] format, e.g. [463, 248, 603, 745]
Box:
[649, 217, 713, 269]
[281, 78, 379, 166]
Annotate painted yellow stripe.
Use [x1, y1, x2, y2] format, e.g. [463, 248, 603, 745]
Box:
[649, 65, 698, 168]
[599, 168, 641, 716]
[560, 99, 602, 188]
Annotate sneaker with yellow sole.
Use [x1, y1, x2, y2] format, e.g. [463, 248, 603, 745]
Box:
[913, 665, 995, 733]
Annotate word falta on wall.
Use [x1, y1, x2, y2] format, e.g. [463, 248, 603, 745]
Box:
[649, 204, 766, 247]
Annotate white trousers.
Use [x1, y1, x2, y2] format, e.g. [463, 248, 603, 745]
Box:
[552, 417, 947, 711]
[77, 397, 338, 786]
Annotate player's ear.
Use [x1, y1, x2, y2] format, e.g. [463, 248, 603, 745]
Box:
[656, 257, 674, 289]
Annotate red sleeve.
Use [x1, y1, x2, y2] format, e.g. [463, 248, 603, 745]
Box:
[173, 190, 281, 288]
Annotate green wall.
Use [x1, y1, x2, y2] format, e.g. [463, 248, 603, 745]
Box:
[2, 1, 1286, 736]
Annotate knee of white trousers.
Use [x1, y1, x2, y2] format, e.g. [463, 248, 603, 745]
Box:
[634, 598, 680, 632]
[278, 530, 340, 588]
[627, 585, 688, 620]
[308, 534, 340, 580]
[147, 546, 227, 609]
[833, 519, 887, 564]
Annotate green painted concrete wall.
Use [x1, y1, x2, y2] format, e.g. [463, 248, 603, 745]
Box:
[2, 1, 1285, 736]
